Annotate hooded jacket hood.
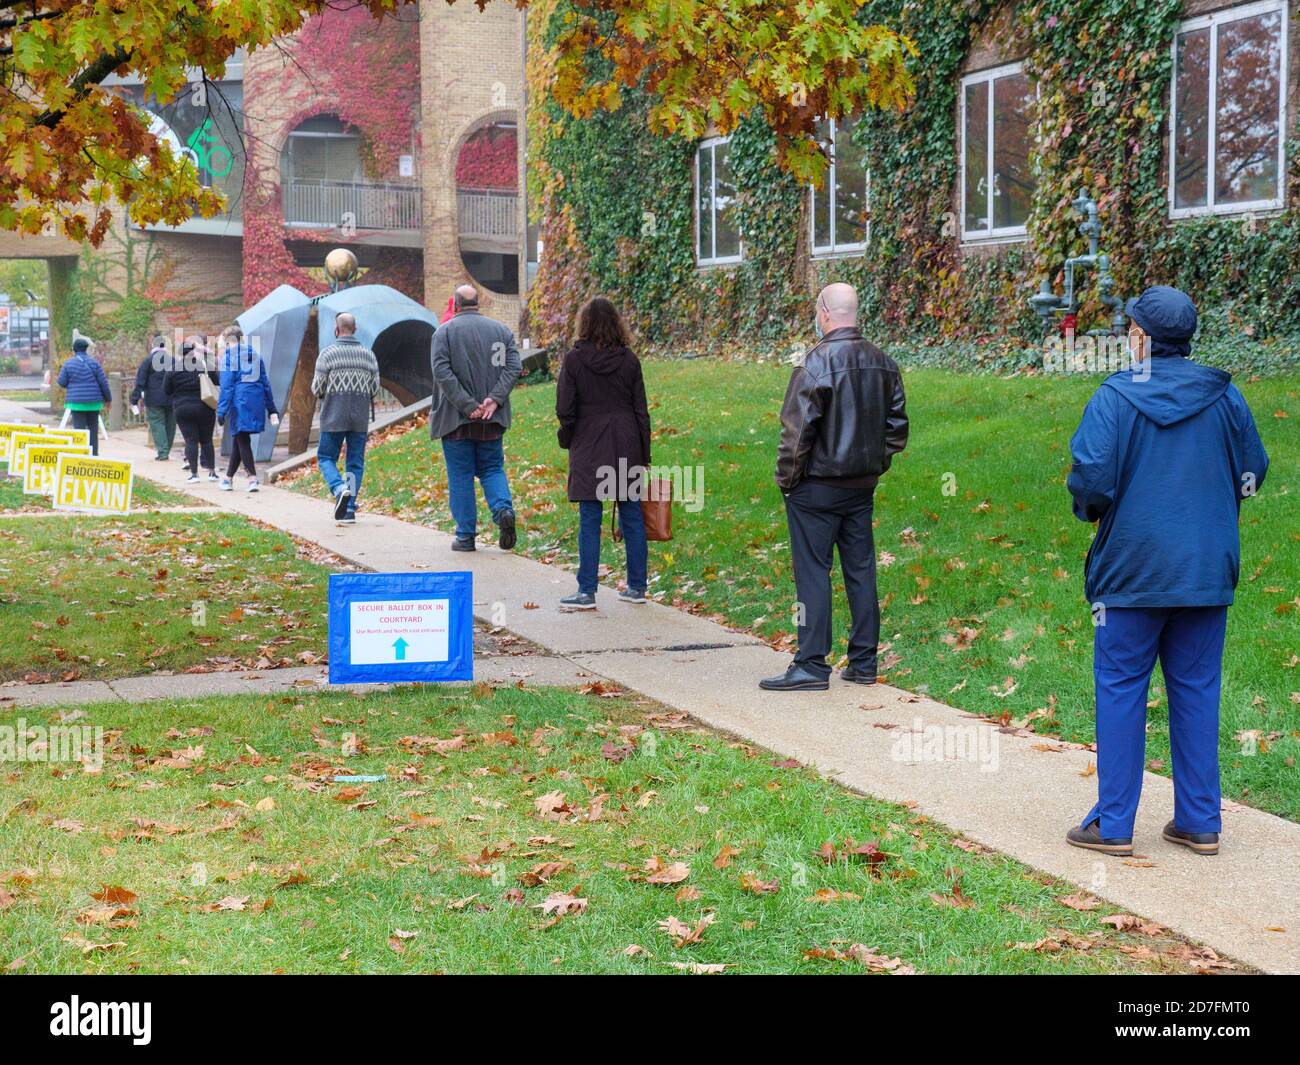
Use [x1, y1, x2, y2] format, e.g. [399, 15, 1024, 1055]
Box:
[1101, 355, 1230, 428]
[575, 340, 633, 375]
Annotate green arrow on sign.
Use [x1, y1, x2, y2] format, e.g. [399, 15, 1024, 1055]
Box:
[393, 637, 409, 661]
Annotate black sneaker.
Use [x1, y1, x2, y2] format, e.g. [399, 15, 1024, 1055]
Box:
[1066, 819, 1133, 857]
[451, 537, 476, 552]
[495, 507, 517, 551]
[336, 514, 356, 527]
[560, 592, 597, 610]
[618, 588, 647, 604]
[842, 665, 877, 685]
[333, 487, 352, 522]
[758, 664, 830, 692]
[1162, 820, 1219, 856]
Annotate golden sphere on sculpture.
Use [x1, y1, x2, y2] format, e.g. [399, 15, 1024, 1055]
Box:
[324, 248, 359, 282]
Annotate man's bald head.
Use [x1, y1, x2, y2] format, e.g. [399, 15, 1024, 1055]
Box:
[454, 285, 479, 311]
[818, 283, 858, 329]
[335, 312, 356, 336]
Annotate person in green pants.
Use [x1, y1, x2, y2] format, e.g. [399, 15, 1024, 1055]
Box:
[130, 335, 176, 461]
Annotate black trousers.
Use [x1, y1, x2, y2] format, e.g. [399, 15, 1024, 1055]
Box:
[69, 409, 99, 455]
[225, 431, 256, 478]
[783, 479, 879, 677]
[175, 404, 216, 472]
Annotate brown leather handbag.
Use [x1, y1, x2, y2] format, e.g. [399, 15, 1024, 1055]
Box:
[612, 475, 673, 542]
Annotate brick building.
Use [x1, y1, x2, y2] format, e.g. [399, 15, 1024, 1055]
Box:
[0, 1, 528, 363]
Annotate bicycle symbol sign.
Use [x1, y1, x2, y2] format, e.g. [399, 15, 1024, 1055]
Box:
[185, 118, 233, 179]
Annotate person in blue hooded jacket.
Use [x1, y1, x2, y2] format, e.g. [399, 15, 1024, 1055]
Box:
[1065, 286, 1269, 859]
[215, 324, 278, 492]
[56, 337, 112, 454]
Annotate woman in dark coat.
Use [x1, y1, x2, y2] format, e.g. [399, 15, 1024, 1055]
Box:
[555, 297, 652, 609]
[164, 339, 221, 482]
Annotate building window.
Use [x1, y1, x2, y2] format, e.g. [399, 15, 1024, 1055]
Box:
[281, 114, 363, 186]
[960, 62, 1036, 240]
[1170, 1, 1287, 217]
[810, 116, 869, 256]
[695, 136, 742, 265]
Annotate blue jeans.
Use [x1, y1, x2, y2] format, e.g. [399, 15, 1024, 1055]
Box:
[1083, 605, 1228, 840]
[577, 500, 647, 595]
[441, 436, 513, 539]
[318, 430, 367, 517]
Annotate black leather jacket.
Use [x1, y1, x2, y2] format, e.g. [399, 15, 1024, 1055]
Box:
[775, 327, 909, 491]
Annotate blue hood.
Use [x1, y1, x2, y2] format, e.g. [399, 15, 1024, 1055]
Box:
[1101, 356, 1230, 428]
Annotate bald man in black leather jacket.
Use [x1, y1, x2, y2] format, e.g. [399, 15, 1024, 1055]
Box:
[762, 283, 909, 692]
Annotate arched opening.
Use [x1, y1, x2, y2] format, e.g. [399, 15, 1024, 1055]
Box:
[455, 118, 519, 295]
[373, 318, 436, 405]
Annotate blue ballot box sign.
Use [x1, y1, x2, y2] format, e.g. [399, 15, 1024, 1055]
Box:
[328, 572, 473, 684]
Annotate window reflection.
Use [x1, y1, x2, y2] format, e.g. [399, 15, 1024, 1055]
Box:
[810, 117, 867, 254]
[1214, 11, 1282, 205]
[1174, 28, 1210, 209]
[1171, 4, 1284, 215]
[992, 72, 1034, 230]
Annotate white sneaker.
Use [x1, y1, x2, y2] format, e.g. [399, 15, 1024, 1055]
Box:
[186, 474, 199, 484]
[246, 478, 259, 493]
[219, 478, 233, 492]
[206, 471, 219, 482]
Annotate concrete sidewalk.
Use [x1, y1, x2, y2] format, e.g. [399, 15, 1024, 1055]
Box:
[21, 419, 1300, 973]
[0, 654, 597, 708]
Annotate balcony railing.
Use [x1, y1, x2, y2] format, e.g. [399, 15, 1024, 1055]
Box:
[457, 187, 518, 239]
[283, 178, 421, 231]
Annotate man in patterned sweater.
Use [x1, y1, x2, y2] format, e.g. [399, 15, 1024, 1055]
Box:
[312, 312, 381, 525]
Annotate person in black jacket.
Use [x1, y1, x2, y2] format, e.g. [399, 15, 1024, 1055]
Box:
[131, 335, 175, 460]
[761, 283, 909, 692]
[555, 297, 652, 609]
[164, 339, 220, 482]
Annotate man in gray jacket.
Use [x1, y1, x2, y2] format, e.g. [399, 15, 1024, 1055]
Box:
[313, 312, 380, 525]
[429, 285, 522, 551]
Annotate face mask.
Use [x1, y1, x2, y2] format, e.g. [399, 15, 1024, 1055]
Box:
[814, 315, 824, 341]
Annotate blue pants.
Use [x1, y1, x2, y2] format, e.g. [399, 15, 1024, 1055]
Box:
[577, 499, 647, 595]
[441, 436, 513, 539]
[1083, 605, 1228, 840]
[318, 430, 367, 517]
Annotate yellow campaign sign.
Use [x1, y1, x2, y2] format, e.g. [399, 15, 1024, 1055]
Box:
[58, 427, 92, 449]
[24, 443, 92, 497]
[0, 422, 32, 465]
[7, 430, 55, 478]
[52, 453, 134, 515]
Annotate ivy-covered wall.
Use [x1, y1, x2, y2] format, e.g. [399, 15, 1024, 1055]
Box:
[528, 0, 1300, 370]
[242, 5, 424, 306]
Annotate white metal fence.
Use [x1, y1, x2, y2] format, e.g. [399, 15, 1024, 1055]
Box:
[283, 179, 422, 230]
[456, 188, 518, 238]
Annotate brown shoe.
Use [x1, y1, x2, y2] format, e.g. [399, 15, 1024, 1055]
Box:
[1162, 820, 1219, 856]
[1066, 819, 1133, 856]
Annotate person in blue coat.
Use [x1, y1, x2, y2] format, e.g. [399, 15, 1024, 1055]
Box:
[1065, 286, 1269, 858]
[56, 337, 112, 454]
[215, 324, 278, 492]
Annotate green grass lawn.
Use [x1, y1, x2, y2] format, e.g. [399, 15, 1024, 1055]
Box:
[0, 511, 341, 682]
[0, 684, 1224, 974]
[0, 466, 196, 513]
[286, 363, 1300, 821]
[0, 389, 48, 403]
